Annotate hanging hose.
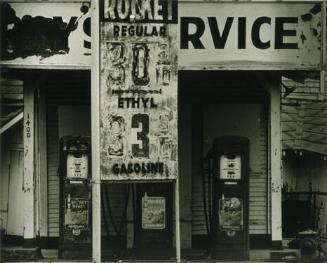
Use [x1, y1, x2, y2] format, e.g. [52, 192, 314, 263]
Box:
[132, 184, 137, 249]
[208, 157, 212, 232]
[104, 184, 130, 237]
[202, 157, 210, 236]
[101, 184, 111, 238]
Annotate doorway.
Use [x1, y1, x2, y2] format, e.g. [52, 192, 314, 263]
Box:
[178, 71, 270, 259]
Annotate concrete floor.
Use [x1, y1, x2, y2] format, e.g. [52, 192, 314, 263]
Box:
[38, 249, 290, 262]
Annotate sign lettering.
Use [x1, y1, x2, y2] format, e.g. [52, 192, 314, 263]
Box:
[100, 0, 178, 181]
[180, 17, 299, 50]
[101, 0, 177, 23]
[179, 2, 322, 69]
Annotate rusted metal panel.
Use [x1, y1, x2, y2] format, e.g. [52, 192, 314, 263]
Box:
[99, 0, 178, 181]
[0, 2, 91, 68]
[179, 2, 322, 70]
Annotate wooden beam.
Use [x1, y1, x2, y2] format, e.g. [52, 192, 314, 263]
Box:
[0, 111, 24, 134]
[0, 112, 23, 135]
[23, 80, 35, 244]
[269, 77, 283, 249]
[91, 0, 101, 261]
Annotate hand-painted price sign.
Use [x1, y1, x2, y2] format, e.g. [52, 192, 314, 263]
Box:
[131, 114, 149, 158]
[99, 0, 178, 181]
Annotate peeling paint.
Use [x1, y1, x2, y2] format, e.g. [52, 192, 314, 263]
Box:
[0, 2, 89, 60]
[179, 2, 322, 70]
[311, 28, 318, 37]
[300, 32, 306, 44]
[100, 22, 178, 181]
[271, 182, 282, 193]
[301, 3, 321, 22]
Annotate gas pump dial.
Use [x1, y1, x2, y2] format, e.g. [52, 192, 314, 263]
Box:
[219, 154, 241, 180]
[67, 154, 88, 179]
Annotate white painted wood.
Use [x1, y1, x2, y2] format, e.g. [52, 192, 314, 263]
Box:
[38, 85, 48, 237]
[34, 85, 40, 237]
[23, 81, 35, 240]
[323, 0, 327, 69]
[269, 77, 283, 243]
[320, 71, 325, 99]
[91, 0, 101, 261]
[0, 112, 23, 135]
[320, 5, 325, 98]
[7, 150, 24, 236]
[175, 178, 181, 263]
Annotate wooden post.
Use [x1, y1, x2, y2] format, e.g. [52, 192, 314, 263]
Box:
[37, 83, 48, 237]
[23, 80, 35, 245]
[175, 178, 181, 263]
[91, 0, 101, 261]
[270, 76, 283, 249]
[320, 1, 326, 100]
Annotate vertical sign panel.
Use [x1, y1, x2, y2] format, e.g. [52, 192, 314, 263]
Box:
[99, 0, 178, 181]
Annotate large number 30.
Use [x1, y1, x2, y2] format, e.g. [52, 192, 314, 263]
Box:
[131, 114, 149, 158]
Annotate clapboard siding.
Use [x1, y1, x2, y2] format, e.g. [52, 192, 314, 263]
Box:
[281, 99, 327, 155]
[46, 71, 126, 237]
[282, 76, 327, 154]
[192, 102, 269, 235]
[47, 101, 59, 237]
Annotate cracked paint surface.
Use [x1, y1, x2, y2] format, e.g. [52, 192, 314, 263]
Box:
[0, 2, 91, 66]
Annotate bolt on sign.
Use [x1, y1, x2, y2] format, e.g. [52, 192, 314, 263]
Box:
[99, 0, 178, 180]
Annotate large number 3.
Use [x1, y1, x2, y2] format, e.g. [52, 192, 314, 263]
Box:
[131, 114, 149, 158]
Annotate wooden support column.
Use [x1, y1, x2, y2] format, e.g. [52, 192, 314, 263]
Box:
[175, 178, 181, 263]
[320, 0, 326, 100]
[91, 0, 101, 261]
[37, 83, 48, 237]
[23, 80, 36, 246]
[270, 77, 283, 250]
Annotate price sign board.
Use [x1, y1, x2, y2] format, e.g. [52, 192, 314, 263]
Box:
[99, 0, 178, 181]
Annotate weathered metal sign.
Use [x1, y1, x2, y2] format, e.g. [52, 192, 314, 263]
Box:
[0, 2, 91, 68]
[179, 2, 322, 70]
[1, 1, 323, 70]
[142, 195, 166, 229]
[99, 0, 178, 180]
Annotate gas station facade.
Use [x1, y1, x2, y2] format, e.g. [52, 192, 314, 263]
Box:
[0, 0, 327, 262]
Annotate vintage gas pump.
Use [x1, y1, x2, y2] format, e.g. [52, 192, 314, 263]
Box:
[210, 136, 249, 260]
[135, 183, 173, 259]
[58, 136, 91, 259]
